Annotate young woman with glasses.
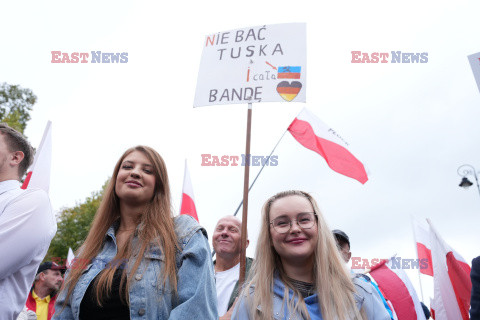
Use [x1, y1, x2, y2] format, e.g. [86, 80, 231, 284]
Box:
[232, 190, 388, 320]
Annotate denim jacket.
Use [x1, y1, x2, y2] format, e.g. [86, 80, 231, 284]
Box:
[233, 274, 390, 320]
[53, 215, 218, 320]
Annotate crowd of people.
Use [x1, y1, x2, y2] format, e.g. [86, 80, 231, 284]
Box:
[0, 123, 478, 319]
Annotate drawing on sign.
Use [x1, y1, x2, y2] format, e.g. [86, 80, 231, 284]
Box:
[278, 66, 301, 79]
[276, 81, 302, 102]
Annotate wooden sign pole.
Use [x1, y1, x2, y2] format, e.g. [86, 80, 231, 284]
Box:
[239, 102, 252, 288]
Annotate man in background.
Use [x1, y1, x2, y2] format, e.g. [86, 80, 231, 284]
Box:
[212, 216, 253, 319]
[25, 262, 64, 320]
[0, 123, 57, 319]
[333, 229, 393, 320]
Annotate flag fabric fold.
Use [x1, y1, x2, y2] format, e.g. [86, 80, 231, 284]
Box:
[287, 108, 368, 184]
[412, 217, 434, 276]
[21, 121, 52, 193]
[428, 220, 471, 320]
[180, 161, 199, 221]
[66, 247, 75, 269]
[369, 258, 426, 320]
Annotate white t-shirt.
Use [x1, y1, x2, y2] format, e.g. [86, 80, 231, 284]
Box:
[215, 263, 240, 317]
[0, 180, 56, 319]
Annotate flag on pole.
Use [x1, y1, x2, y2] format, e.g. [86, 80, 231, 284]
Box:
[180, 160, 199, 221]
[21, 121, 52, 193]
[428, 220, 471, 320]
[66, 247, 75, 269]
[412, 217, 434, 276]
[287, 108, 368, 184]
[369, 258, 426, 320]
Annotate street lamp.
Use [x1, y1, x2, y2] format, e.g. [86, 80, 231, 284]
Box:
[457, 164, 480, 197]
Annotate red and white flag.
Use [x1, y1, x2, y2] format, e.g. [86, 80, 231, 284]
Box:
[412, 217, 434, 276]
[369, 258, 426, 320]
[287, 108, 368, 184]
[179, 161, 199, 221]
[21, 121, 52, 193]
[428, 220, 471, 320]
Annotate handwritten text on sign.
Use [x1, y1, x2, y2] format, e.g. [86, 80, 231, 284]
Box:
[194, 23, 306, 107]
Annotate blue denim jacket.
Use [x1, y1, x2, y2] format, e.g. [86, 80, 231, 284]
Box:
[232, 274, 390, 320]
[53, 215, 218, 320]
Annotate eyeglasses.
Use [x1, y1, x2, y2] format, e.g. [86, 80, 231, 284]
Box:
[270, 212, 317, 234]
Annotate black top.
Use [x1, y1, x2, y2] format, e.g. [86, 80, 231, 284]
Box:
[287, 277, 316, 298]
[79, 268, 130, 320]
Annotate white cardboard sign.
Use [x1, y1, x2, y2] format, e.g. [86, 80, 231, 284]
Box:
[194, 23, 306, 107]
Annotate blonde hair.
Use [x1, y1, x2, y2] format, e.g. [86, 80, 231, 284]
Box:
[242, 190, 363, 320]
[61, 146, 179, 307]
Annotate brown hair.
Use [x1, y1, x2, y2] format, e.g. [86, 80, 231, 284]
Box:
[241, 190, 363, 320]
[61, 146, 179, 306]
[0, 123, 33, 178]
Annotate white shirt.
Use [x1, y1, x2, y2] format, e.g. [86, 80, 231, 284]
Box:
[215, 263, 240, 317]
[0, 180, 56, 319]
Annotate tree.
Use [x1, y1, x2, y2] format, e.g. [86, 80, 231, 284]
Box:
[0, 82, 37, 134]
[45, 181, 108, 264]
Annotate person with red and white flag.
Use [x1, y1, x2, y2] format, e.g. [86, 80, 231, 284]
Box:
[287, 108, 368, 184]
[427, 219, 471, 320]
[369, 256, 427, 320]
[179, 160, 199, 221]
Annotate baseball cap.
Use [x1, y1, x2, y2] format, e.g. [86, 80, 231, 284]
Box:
[36, 261, 65, 275]
[332, 229, 350, 248]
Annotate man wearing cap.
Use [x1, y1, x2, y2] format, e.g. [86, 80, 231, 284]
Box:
[333, 229, 394, 320]
[332, 229, 352, 264]
[0, 124, 57, 319]
[25, 262, 64, 320]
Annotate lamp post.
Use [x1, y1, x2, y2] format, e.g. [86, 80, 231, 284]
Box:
[457, 164, 480, 198]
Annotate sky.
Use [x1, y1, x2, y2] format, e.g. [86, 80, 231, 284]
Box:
[1, 0, 479, 306]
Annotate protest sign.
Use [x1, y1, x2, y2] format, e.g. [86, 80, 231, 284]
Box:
[194, 23, 306, 107]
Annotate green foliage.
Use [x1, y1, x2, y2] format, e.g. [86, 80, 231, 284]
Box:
[0, 82, 37, 134]
[45, 180, 109, 263]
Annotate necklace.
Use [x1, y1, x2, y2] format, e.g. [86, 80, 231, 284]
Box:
[117, 228, 135, 232]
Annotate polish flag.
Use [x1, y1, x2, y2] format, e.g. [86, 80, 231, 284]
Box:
[369, 258, 426, 320]
[428, 220, 471, 320]
[430, 297, 436, 319]
[21, 121, 52, 193]
[66, 247, 75, 269]
[287, 108, 368, 184]
[180, 161, 199, 221]
[412, 217, 434, 276]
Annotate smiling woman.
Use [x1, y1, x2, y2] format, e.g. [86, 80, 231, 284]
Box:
[232, 190, 390, 320]
[52, 146, 218, 320]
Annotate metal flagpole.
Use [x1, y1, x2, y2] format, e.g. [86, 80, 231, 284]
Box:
[211, 128, 288, 258]
[239, 102, 253, 288]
